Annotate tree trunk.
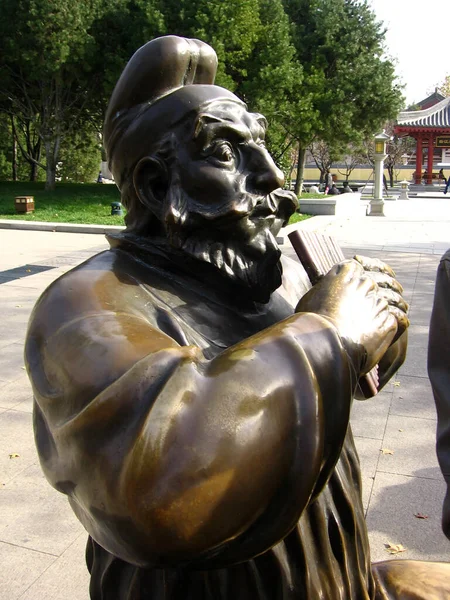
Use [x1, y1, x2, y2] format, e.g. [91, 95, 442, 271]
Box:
[10, 116, 17, 181]
[30, 161, 39, 182]
[44, 140, 56, 191]
[388, 166, 394, 188]
[294, 144, 307, 196]
[29, 139, 41, 181]
[319, 168, 326, 184]
[44, 137, 61, 191]
[12, 134, 17, 182]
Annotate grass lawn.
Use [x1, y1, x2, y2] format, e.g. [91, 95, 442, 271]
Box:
[0, 181, 313, 226]
[289, 212, 312, 224]
[0, 181, 124, 225]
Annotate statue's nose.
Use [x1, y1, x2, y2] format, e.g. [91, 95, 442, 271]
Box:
[249, 149, 285, 194]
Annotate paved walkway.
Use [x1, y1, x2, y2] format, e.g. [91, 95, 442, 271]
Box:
[1, 196, 449, 598]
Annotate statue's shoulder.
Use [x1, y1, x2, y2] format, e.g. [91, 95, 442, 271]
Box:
[28, 248, 140, 335]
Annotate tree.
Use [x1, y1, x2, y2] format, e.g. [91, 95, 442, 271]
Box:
[309, 140, 342, 182]
[231, 0, 303, 172]
[158, 0, 261, 91]
[58, 129, 102, 183]
[383, 122, 415, 187]
[431, 75, 450, 98]
[282, 0, 404, 194]
[0, 0, 106, 189]
[88, 0, 166, 126]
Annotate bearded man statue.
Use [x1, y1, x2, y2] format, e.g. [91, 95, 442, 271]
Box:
[25, 36, 450, 599]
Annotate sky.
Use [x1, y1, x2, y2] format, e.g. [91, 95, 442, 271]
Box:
[368, 0, 450, 106]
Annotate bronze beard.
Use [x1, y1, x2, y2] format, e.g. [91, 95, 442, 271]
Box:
[161, 174, 298, 303]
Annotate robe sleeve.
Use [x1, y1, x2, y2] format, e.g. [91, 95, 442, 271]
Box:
[428, 249, 450, 540]
[25, 273, 361, 569]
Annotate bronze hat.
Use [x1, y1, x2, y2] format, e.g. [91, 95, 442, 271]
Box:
[103, 35, 243, 187]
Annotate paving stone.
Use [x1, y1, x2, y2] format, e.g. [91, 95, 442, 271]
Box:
[0, 463, 86, 556]
[0, 343, 27, 382]
[0, 541, 56, 600]
[377, 414, 441, 478]
[0, 375, 33, 413]
[0, 410, 37, 484]
[390, 375, 437, 420]
[398, 344, 428, 378]
[407, 292, 435, 317]
[353, 436, 382, 512]
[366, 472, 449, 563]
[350, 393, 392, 440]
[0, 326, 27, 350]
[19, 533, 90, 600]
[411, 278, 438, 295]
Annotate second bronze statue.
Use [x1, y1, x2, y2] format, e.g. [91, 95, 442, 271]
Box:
[25, 35, 449, 599]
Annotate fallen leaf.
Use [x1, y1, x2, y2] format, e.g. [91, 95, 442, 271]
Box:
[385, 542, 406, 554]
[381, 448, 394, 455]
[21, 366, 26, 370]
[26, 269, 31, 273]
[9, 453, 20, 459]
[398, 429, 404, 432]
[15, 305, 22, 308]
[414, 513, 429, 519]
[393, 381, 401, 387]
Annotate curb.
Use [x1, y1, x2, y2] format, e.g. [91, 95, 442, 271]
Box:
[0, 215, 338, 238]
[0, 219, 125, 235]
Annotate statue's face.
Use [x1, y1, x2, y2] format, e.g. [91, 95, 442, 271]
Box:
[162, 100, 298, 302]
[173, 100, 295, 236]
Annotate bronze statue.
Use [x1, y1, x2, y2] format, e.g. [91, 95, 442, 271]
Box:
[25, 36, 450, 599]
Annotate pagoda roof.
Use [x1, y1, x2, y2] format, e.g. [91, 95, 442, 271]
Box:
[397, 96, 450, 128]
[409, 90, 445, 110]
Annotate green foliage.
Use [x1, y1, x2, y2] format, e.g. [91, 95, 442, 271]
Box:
[0, 0, 403, 194]
[158, 0, 261, 90]
[57, 130, 102, 183]
[0, 0, 107, 189]
[236, 0, 303, 169]
[88, 0, 166, 113]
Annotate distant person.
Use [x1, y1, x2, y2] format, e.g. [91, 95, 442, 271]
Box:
[445, 178, 450, 195]
[97, 171, 103, 184]
[327, 184, 340, 195]
[309, 184, 320, 193]
[383, 174, 388, 193]
[439, 169, 447, 184]
[428, 249, 450, 539]
[342, 182, 353, 194]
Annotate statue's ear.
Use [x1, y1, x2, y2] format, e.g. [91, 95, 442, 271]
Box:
[133, 156, 169, 217]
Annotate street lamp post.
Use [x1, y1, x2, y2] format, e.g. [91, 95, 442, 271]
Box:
[369, 131, 391, 217]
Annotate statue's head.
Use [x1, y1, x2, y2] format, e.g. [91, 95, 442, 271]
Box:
[104, 36, 298, 301]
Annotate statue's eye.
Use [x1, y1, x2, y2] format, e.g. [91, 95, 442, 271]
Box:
[211, 142, 235, 164]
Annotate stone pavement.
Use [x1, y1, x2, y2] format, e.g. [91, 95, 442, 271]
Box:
[1, 197, 449, 598]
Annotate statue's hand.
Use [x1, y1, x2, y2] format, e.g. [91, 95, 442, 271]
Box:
[295, 258, 408, 376]
[353, 254, 409, 344]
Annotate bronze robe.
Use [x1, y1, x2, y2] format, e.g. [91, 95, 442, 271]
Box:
[26, 235, 445, 599]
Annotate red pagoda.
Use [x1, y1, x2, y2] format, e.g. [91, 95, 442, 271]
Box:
[394, 91, 450, 184]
